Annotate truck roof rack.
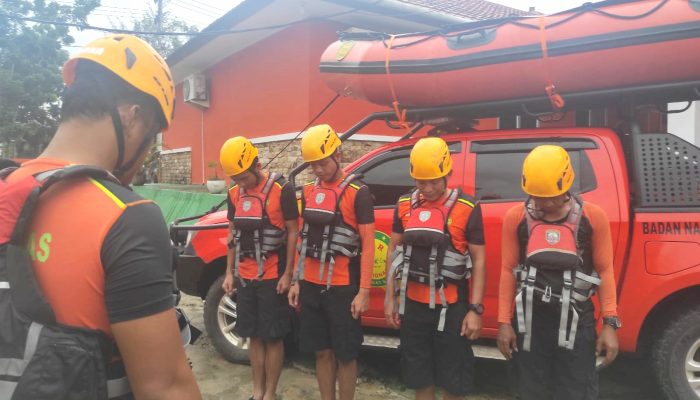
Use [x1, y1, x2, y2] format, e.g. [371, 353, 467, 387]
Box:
[289, 80, 700, 187]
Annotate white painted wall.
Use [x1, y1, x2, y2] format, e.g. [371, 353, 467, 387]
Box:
[668, 101, 700, 144]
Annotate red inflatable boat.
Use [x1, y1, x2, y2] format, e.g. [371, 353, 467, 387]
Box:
[319, 0, 700, 109]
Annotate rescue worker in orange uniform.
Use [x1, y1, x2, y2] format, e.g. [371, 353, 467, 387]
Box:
[288, 124, 375, 400]
[497, 145, 620, 400]
[2, 35, 201, 399]
[384, 137, 486, 400]
[220, 136, 299, 400]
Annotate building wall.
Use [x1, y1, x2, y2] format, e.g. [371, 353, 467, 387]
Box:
[164, 20, 396, 184]
[252, 137, 389, 185]
[159, 148, 192, 184]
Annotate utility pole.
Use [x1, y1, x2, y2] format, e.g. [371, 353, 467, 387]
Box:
[154, 0, 163, 52]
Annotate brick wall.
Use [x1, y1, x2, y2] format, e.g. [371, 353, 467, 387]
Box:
[160, 148, 192, 184]
[255, 139, 387, 184]
[156, 140, 391, 185]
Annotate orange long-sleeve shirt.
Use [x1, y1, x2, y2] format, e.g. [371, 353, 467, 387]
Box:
[498, 201, 618, 324]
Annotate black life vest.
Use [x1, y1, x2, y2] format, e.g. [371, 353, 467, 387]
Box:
[515, 196, 601, 351]
[231, 172, 286, 283]
[391, 188, 473, 331]
[0, 166, 129, 400]
[0, 165, 199, 400]
[295, 174, 361, 288]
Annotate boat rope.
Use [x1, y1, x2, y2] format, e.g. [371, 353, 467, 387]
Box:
[538, 16, 566, 111]
[371, 0, 669, 49]
[384, 35, 411, 133]
[262, 93, 340, 169]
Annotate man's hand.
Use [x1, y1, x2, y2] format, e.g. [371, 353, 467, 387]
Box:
[222, 272, 235, 296]
[351, 288, 370, 319]
[596, 325, 619, 367]
[384, 294, 401, 329]
[461, 311, 482, 340]
[288, 282, 300, 308]
[497, 323, 518, 360]
[276, 273, 292, 294]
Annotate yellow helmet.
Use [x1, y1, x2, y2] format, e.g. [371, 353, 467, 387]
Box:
[522, 145, 575, 197]
[409, 137, 453, 180]
[300, 124, 341, 162]
[220, 137, 259, 176]
[62, 34, 175, 130]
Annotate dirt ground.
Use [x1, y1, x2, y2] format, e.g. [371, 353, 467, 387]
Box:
[181, 295, 664, 400]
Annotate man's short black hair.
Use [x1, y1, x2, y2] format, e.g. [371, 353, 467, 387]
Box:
[60, 60, 165, 130]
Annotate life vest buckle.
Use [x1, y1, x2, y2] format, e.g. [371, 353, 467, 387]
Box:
[562, 274, 573, 289]
[542, 285, 552, 303]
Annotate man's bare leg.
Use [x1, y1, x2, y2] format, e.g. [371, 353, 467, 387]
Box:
[316, 349, 337, 400]
[337, 359, 358, 400]
[249, 338, 266, 400]
[262, 339, 284, 400]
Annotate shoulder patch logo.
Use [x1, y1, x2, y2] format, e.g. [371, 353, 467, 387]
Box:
[419, 210, 431, 222]
[545, 229, 561, 245]
[315, 193, 326, 204]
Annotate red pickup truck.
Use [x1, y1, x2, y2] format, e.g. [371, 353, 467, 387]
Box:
[172, 104, 700, 400]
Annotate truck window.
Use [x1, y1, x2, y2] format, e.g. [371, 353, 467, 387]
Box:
[475, 148, 596, 201]
[357, 142, 462, 207]
[360, 155, 414, 207]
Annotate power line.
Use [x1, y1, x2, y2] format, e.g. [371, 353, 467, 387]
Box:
[171, 0, 222, 19]
[0, 8, 361, 36]
[177, 0, 227, 14]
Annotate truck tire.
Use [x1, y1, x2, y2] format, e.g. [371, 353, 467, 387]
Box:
[203, 275, 250, 364]
[652, 305, 700, 400]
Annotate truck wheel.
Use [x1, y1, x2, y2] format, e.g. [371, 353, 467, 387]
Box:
[203, 275, 250, 364]
[652, 305, 700, 400]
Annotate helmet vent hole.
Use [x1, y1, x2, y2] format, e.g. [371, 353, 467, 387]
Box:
[125, 48, 137, 69]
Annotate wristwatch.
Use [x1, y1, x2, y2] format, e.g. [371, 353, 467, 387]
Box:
[467, 303, 484, 316]
[602, 316, 622, 330]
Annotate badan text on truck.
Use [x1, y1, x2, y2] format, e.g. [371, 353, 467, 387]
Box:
[171, 1, 700, 399]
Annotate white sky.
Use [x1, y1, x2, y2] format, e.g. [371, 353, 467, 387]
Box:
[64, 0, 601, 55]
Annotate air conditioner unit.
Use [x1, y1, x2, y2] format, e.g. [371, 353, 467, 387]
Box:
[183, 74, 208, 105]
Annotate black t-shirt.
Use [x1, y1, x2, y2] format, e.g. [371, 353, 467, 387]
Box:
[353, 185, 375, 225]
[100, 180, 175, 324]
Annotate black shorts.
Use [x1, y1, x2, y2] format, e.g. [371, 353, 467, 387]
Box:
[233, 278, 291, 341]
[298, 281, 363, 362]
[512, 304, 598, 400]
[399, 299, 475, 396]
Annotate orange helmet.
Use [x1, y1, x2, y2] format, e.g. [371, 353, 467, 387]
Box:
[409, 137, 453, 180]
[63, 34, 175, 130]
[220, 137, 259, 176]
[522, 145, 575, 197]
[301, 124, 341, 163]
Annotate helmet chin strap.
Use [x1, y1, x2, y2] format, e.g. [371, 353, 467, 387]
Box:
[110, 107, 153, 179]
[110, 108, 125, 175]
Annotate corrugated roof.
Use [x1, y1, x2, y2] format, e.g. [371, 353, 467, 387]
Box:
[398, 0, 535, 20]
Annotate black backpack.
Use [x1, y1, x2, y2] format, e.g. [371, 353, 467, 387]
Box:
[0, 165, 131, 400]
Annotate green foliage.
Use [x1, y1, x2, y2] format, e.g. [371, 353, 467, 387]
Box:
[0, 0, 99, 158]
[207, 161, 220, 180]
[115, 0, 198, 58]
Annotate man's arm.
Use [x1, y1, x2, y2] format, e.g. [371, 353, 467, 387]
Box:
[278, 181, 300, 293]
[112, 310, 201, 400]
[351, 185, 375, 318]
[101, 201, 201, 399]
[384, 232, 403, 329]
